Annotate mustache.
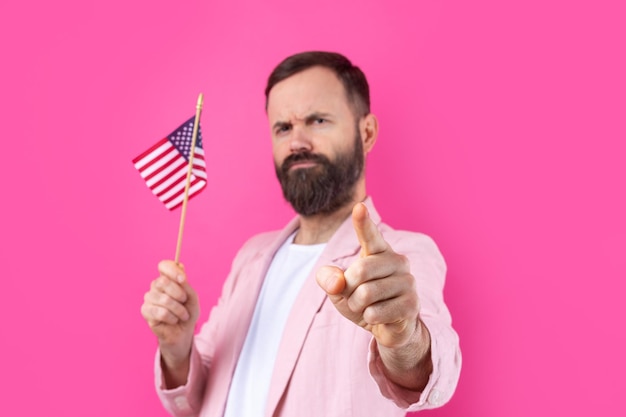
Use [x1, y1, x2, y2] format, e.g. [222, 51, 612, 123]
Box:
[281, 152, 329, 172]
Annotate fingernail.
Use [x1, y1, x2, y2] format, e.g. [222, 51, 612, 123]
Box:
[361, 202, 369, 217]
[177, 275, 185, 284]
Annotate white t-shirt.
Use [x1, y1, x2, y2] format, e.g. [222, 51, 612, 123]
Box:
[223, 233, 326, 417]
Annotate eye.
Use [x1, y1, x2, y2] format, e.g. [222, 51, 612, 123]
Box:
[275, 124, 291, 135]
[314, 118, 326, 124]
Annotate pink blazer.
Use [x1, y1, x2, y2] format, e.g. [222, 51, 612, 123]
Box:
[155, 198, 461, 416]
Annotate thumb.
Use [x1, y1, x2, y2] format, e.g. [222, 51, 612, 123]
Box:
[316, 265, 346, 296]
[181, 281, 201, 321]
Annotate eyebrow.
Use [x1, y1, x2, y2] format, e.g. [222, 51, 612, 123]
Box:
[305, 112, 333, 124]
[272, 120, 289, 131]
[272, 112, 334, 131]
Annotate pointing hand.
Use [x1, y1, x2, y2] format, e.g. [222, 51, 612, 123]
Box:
[316, 203, 420, 349]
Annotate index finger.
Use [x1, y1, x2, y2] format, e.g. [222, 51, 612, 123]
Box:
[352, 203, 388, 256]
[158, 260, 187, 284]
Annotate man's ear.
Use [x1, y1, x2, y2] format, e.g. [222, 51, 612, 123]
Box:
[360, 113, 379, 153]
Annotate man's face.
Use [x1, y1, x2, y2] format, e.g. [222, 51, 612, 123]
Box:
[267, 66, 365, 216]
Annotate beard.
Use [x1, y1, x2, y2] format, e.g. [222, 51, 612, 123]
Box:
[275, 131, 364, 217]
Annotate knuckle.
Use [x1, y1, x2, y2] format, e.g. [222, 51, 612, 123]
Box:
[401, 294, 419, 317]
[362, 305, 379, 324]
[356, 284, 373, 304]
[351, 261, 367, 279]
[347, 292, 365, 313]
[154, 276, 168, 291]
[140, 303, 150, 319]
[405, 273, 417, 291]
[397, 254, 410, 270]
[154, 307, 170, 322]
[158, 278, 175, 295]
[170, 285, 187, 303]
[158, 293, 173, 308]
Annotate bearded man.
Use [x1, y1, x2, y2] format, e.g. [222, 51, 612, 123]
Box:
[141, 51, 461, 417]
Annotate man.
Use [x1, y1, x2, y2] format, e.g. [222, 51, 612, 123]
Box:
[141, 51, 461, 416]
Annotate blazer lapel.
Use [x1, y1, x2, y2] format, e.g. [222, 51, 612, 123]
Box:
[203, 218, 300, 417]
[264, 198, 382, 416]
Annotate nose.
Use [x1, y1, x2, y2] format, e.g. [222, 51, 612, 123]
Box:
[289, 125, 313, 153]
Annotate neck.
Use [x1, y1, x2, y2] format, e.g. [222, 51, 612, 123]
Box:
[293, 184, 366, 245]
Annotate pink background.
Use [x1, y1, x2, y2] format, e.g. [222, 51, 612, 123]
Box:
[1, 1, 624, 415]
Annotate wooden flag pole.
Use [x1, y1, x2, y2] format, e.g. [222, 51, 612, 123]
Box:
[175, 93, 204, 264]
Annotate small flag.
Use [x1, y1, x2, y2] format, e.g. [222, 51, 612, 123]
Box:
[133, 116, 207, 210]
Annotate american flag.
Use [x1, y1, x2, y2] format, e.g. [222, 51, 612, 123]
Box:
[133, 116, 207, 210]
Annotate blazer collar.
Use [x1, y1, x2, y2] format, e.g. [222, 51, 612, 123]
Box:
[271, 196, 380, 261]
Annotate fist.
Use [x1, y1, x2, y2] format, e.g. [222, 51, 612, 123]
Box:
[141, 260, 200, 357]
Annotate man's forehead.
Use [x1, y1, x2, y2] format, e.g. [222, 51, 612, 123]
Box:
[267, 67, 349, 121]
[269, 105, 333, 123]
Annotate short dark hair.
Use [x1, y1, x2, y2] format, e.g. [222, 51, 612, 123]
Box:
[265, 51, 370, 118]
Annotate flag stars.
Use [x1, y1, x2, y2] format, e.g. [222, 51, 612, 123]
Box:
[166, 117, 204, 161]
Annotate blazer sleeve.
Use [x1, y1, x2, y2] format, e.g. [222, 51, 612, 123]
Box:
[368, 228, 462, 411]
